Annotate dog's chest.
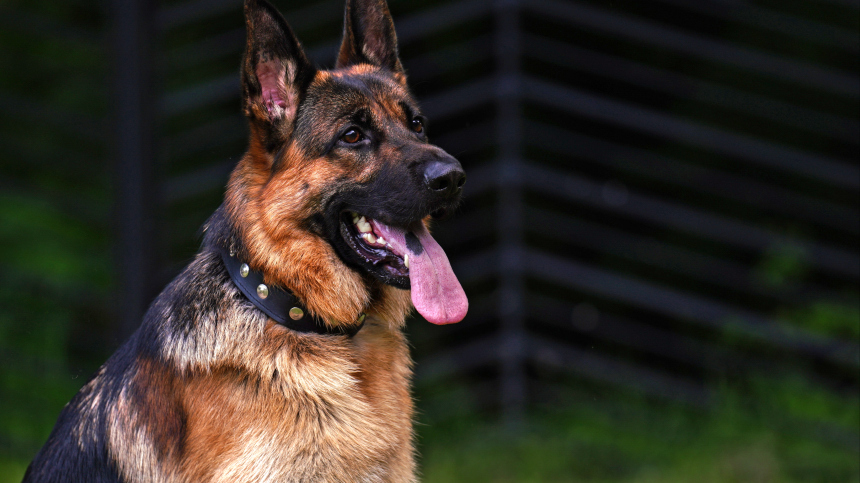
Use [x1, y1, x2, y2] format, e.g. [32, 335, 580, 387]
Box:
[174, 322, 416, 483]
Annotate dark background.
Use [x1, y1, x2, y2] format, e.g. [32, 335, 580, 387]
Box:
[1, 0, 858, 481]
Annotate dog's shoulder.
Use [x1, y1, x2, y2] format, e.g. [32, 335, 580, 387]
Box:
[23, 343, 138, 482]
[23, 216, 235, 481]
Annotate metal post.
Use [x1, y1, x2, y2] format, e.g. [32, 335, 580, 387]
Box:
[112, 0, 156, 341]
[495, 0, 526, 426]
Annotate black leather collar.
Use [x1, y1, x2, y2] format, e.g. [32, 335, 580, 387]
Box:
[220, 247, 365, 337]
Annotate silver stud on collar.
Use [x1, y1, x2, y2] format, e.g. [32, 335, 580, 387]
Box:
[256, 283, 269, 299]
[289, 307, 304, 320]
[240, 263, 250, 278]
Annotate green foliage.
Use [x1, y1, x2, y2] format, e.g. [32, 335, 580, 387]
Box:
[755, 240, 859, 342]
[754, 243, 809, 290]
[0, 459, 27, 483]
[781, 301, 860, 342]
[417, 377, 860, 483]
[0, 0, 111, 472]
[0, 192, 104, 469]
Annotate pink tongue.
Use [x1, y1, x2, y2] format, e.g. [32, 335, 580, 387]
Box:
[372, 221, 468, 324]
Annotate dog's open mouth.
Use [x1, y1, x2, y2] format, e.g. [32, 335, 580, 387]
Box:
[339, 211, 468, 324]
[341, 212, 409, 278]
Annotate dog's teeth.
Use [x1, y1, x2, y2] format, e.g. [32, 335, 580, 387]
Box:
[352, 213, 359, 223]
[376, 236, 385, 245]
[356, 219, 372, 233]
[404, 254, 409, 268]
[362, 232, 377, 244]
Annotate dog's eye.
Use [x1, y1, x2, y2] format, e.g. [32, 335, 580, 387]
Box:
[341, 129, 362, 144]
[410, 118, 424, 134]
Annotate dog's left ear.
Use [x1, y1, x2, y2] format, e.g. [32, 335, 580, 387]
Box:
[336, 0, 404, 78]
[241, 0, 313, 149]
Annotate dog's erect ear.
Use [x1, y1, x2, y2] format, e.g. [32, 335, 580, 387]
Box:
[336, 0, 404, 76]
[241, 0, 313, 147]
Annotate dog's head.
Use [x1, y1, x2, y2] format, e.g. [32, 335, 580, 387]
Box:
[225, 0, 467, 328]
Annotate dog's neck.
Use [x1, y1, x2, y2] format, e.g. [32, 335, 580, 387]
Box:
[218, 244, 365, 336]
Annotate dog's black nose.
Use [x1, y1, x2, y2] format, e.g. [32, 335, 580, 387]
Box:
[424, 157, 466, 198]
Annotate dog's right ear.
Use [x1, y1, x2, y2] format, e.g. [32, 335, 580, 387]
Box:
[336, 0, 403, 76]
[241, 0, 313, 150]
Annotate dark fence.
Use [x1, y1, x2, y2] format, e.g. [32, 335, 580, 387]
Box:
[1, 0, 858, 473]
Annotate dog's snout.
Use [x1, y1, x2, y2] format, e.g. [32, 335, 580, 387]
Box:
[423, 157, 466, 198]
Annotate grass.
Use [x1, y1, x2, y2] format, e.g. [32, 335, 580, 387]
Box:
[416, 380, 859, 483]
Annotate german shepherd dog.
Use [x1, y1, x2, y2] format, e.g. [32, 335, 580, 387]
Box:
[24, 0, 467, 480]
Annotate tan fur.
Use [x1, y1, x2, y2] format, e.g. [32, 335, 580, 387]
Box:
[172, 319, 415, 483]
